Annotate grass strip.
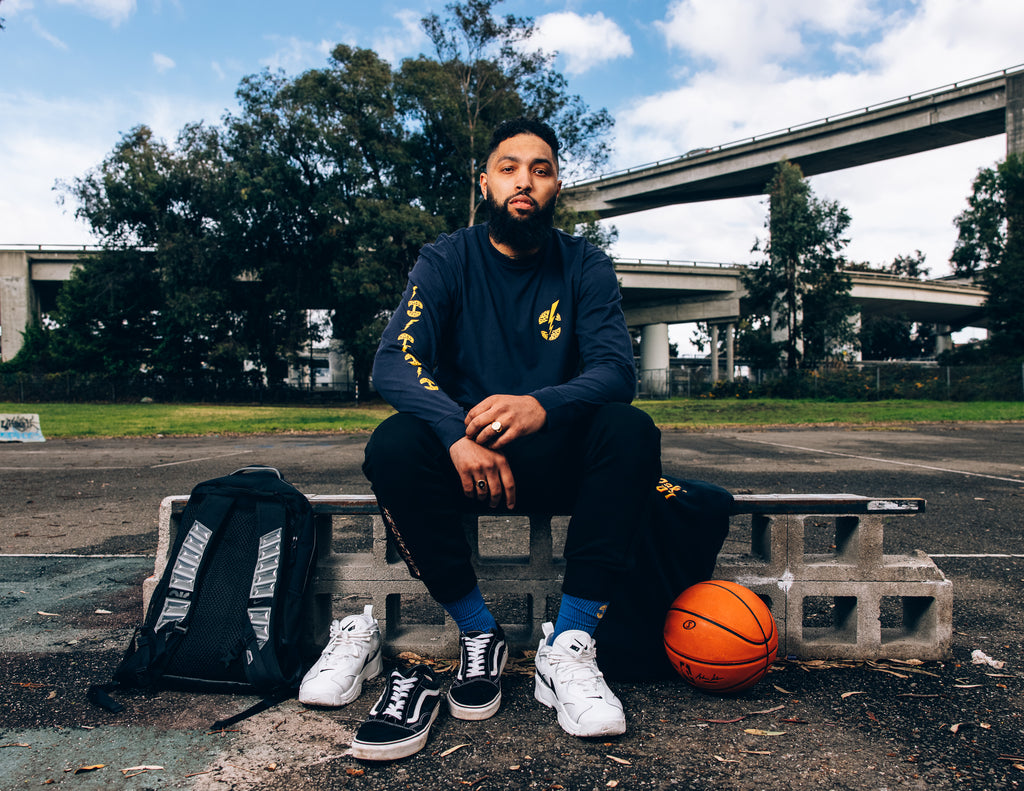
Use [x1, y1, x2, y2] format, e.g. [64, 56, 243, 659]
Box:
[1, 399, 1021, 439]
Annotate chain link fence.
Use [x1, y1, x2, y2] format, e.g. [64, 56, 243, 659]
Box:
[636, 362, 1024, 401]
[3, 363, 1023, 404]
[0, 372, 359, 404]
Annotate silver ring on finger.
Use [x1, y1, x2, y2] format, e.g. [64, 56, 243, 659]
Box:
[476, 479, 487, 490]
[490, 420, 503, 433]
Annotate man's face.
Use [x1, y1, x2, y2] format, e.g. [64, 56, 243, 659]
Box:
[480, 133, 562, 255]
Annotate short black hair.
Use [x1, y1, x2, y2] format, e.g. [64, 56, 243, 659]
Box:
[486, 118, 560, 169]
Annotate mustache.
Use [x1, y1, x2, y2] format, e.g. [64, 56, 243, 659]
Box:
[504, 191, 538, 209]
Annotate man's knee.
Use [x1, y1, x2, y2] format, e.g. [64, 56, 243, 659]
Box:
[362, 412, 440, 486]
[591, 402, 661, 459]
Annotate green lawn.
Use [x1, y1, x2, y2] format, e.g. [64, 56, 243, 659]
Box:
[2, 399, 1021, 439]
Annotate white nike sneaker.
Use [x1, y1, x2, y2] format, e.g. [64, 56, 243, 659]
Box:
[533, 622, 626, 737]
[299, 604, 383, 707]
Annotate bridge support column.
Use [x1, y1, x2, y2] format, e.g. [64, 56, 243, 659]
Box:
[639, 322, 670, 397]
[0, 251, 35, 363]
[1008, 73, 1024, 156]
[725, 322, 735, 382]
[710, 324, 720, 382]
[934, 324, 953, 356]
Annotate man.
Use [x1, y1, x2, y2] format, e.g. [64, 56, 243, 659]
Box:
[357, 117, 660, 757]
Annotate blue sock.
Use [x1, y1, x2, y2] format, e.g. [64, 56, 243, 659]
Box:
[551, 593, 609, 642]
[441, 586, 497, 634]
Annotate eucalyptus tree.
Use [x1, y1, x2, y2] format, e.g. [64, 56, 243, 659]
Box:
[743, 160, 857, 370]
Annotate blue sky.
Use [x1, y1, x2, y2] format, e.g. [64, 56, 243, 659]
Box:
[2, 0, 1022, 290]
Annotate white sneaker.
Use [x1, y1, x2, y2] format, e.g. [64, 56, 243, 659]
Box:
[299, 604, 382, 707]
[534, 622, 626, 737]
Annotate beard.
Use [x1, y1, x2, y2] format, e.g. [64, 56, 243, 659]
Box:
[485, 190, 557, 254]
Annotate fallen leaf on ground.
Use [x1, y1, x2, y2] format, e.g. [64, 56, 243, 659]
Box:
[743, 729, 786, 736]
[1, 743, 31, 748]
[713, 755, 740, 763]
[773, 685, 793, 694]
[37, 612, 59, 617]
[440, 744, 469, 757]
[740, 750, 771, 755]
[748, 705, 785, 715]
[607, 755, 631, 765]
[71, 765, 105, 774]
[841, 691, 865, 699]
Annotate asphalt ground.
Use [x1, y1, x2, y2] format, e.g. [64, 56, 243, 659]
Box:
[1, 422, 1023, 790]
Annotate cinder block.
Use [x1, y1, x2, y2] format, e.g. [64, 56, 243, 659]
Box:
[149, 493, 951, 661]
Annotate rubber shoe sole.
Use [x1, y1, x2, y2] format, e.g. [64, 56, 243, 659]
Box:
[299, 650, 383, 708]
[534, 671, 626, 738]
[446, 649, 508, 721]
[350, 704, 440, 761]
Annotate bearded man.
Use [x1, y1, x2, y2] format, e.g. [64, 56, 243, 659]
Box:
[356, 117, 661, 756]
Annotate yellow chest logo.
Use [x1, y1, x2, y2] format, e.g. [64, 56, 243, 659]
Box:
[538, 300, 562, 341]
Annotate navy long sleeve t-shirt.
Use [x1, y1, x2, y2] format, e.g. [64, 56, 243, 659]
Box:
[371, 224, 637, 449]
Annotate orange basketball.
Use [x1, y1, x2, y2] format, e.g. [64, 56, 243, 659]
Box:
[664, 580, 778, 694]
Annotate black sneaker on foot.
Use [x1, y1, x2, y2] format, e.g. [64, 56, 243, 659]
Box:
[447, 624, 508, 720]
[350, 665, 442, 761]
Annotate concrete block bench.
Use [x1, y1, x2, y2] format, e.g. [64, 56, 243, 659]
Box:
[147, 492, 950, 661]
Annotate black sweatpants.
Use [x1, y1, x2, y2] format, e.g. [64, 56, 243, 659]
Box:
[362, 402, 661, 605]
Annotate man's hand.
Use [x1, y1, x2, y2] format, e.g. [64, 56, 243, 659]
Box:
[465, 394, 546, 451]
[449, 437, 516, 509]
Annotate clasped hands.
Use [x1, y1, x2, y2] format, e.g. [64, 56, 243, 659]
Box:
[449, 394, 546, 510]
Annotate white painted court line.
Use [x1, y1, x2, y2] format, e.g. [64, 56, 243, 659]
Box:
[742, 438, 1024, 485]
[0, 449, 253, 472]
[0, 553, 153, 558]
[149, 450, 253, 468]
[929, 554, 1024, 558]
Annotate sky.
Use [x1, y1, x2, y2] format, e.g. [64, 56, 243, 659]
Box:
[2, 0, 1022, 292]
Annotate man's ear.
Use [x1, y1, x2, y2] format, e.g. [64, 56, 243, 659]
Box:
[479, 172, 488, 199]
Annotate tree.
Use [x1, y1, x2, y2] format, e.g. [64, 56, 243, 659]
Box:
[743, 160, 857, 370]
[47, 5, 612, 393]
[401, 0, 614, 230]
[951, 153, 1024, 356]
[222, 46, 444, 394]
[55, 125, 246, 383]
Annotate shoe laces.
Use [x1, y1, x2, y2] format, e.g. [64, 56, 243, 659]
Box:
[321, 620, 373, 668]
[547, 644, 608, 697]
[460, 632, 493, 680]
[380, 673, 418, 719]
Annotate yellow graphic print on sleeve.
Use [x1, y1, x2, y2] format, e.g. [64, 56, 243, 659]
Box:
[399, 285, 439, 392]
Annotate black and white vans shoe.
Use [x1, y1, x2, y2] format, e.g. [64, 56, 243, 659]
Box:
[350, 665, 442, 761]
[446, 624, 508, 720]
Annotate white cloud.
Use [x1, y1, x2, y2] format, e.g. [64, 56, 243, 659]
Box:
[260, 35, 334, 74]
[29, 16, 68, 49]
[608, 0, 1023, 280]
[153, 52, 175, 73]
[0, 88, 232, 245]
[532, 12, 633, 75]
[54, 0, 137, 27]
[371, 9, 427, 65]
[3, 0, 37, 14]
[656, 0, 882, 75]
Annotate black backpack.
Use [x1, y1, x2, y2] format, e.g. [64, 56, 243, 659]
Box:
[594, 474, 733, 681]
[92, 466, 317, 713]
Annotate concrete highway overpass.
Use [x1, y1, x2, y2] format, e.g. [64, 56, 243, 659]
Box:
[563, 65, 1024, 217]
[1, 247, 987, 373]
